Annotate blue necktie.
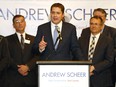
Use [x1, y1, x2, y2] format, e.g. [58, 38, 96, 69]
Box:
[53, 26, 58, 49]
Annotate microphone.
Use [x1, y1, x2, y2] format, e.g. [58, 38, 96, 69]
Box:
[54, 26, 62, 47]
[56, 26, 62, 41]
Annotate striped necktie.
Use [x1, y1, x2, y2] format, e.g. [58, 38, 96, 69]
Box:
[88, 36, 96, 61]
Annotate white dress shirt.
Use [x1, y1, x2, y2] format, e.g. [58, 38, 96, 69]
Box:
[88, 33, 101, 55]
[16, 32, 25, 43]
[51, 21, 62, 40]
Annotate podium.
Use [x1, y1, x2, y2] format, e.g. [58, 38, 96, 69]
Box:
[37, 61, 91, 87]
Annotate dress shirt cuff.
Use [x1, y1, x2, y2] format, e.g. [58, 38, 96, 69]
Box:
[39, 48, 45, 53]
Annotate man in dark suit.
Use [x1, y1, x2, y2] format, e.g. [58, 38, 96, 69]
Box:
[93, 8, 116, 87]
[0, 35, 9, 87]
[79, 16, 114, 87]
[6, 15, 38, 87]
[32, 3, 83, 61]
[82, 8, 116, 87]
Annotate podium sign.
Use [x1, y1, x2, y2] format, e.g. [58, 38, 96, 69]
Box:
[37, 61, 91, 87]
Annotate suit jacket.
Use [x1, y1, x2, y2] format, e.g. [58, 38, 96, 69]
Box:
[33, 21, 83, 60]
[103, 25, 116, 85]
[0, 35, 9, 87]
[79, 28, 114, 87]
[82, 25, 116, 54]
[6, 33, 38, 87]
[103, 25, 116, 56]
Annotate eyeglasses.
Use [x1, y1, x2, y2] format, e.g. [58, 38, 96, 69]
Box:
[14, 20, 25, 23]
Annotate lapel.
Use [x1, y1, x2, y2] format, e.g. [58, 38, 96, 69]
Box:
[13, 33, 22, 49]
[24, 34, 31, 49]
[25, 34, 30, 40]
[56, 22, 65, 51]
[102, 25, 109, 36]
[84, 30, 91, 59]
[13, 33, 32, 52]
[93, 33, 104, 58]
[45, 22, 55, 50]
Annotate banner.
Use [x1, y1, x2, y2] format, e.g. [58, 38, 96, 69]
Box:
[38, 65, 89, 87]
[0, 0, 116, 37]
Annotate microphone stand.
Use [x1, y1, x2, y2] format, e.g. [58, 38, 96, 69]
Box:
[45, 26, 62, 60]
[45, 34, 62, 60]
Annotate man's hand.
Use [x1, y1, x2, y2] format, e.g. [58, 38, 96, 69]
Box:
[39, 36, 47, 51]
[17, 65, 29, 76]
[89, 65, 95, 76]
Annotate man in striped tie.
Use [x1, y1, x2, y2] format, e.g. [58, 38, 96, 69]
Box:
[79, 16, 114, 87]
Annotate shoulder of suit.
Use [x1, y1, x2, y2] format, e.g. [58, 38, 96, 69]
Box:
[105, 25, 116, 31]
[82, 27, 90, 33]
[63, 22, 75, 26]
[26, 33, 35, 38]
[83, 27, 90, 30]
[104, 25, 116, 36]
[38, 22, 50, 27]
[6, 33, 16, 39]
[37, 22, 50, 31]
[101, 32, 113, 40]
[0, 35, 4, 42]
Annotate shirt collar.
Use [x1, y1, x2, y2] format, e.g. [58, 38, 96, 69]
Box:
[51, 21, 62, 31]
[16, 32, 25, 39]
[91, 32, 101, 39]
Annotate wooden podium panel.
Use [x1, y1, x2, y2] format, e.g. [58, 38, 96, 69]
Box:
[37, 61, 91, 87]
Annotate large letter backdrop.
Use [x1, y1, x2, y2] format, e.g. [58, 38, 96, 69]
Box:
[0, 0, 116, 37]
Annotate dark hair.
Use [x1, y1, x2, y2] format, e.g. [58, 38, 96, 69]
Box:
[50, 3, 65, 14]
[93, 8, 107, 17]
[12, 15, 25, 23]
[90, 16, 104, 25]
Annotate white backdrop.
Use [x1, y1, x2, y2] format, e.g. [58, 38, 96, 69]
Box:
[0, 0, 116, 37]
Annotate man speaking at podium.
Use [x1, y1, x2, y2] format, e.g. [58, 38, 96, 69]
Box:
[32, 3, 83, 61]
